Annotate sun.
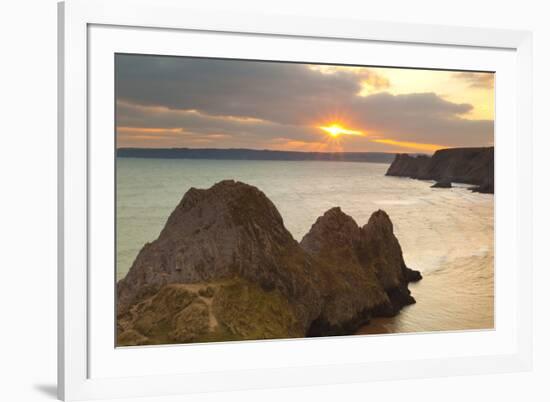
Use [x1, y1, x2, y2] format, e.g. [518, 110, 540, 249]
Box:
[319, 123, 362, 137]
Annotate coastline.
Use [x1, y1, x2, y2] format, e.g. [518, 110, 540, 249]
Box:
[116, 158, 493, 340]
[116, 180, 421, 345]
[357, 248, 494, 335]
[385, 147, 494, 193]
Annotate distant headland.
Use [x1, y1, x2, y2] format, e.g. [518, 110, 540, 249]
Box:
[386, 147, 494, 193]
[116, 147, 397, 164]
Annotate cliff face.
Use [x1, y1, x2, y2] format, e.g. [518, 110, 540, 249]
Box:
[360, 210, 421, 307]
[385, 154, 431, 178]
[299, 208, 422, 335]
[300, 208, 389, 335]
[385, 147, 494, 193]
[117, 180, 421, 346]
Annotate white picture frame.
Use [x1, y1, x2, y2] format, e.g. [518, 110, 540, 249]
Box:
[58, 0, 533, 400]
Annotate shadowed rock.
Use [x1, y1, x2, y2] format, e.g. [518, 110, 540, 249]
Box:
[386, 154, 431, 178]
[300, 208, 390, 335]
[117, 181, 421, 345]
[431, 179, 452, 188]
[360, 210, 421, 311]
[386, 147, 494, 194]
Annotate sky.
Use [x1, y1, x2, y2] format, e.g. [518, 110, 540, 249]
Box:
[115, 54, 494, 154]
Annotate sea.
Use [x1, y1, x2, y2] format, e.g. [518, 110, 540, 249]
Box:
[116, 158, 494, 334]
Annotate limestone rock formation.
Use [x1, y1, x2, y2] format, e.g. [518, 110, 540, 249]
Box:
[117, 180, 421, 346]
[360, 210, 421, 309]
[300, 208, 421, 335]
[117, 180, 323, 330]
[386, 147, 494, 194]
[300, 208, 390, 335]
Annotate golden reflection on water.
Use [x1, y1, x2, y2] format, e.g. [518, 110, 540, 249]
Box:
[358, 252, 494, 334]
[358, 185, 494, 334]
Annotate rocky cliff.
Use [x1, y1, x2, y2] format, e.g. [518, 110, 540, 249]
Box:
[300, 208, 389, 335]
[117, 180, 421, 346]
[386, 147, 494, 193]
[386, 154, 431, 179]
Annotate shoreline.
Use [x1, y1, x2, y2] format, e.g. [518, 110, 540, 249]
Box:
[115, 160, 494, 341]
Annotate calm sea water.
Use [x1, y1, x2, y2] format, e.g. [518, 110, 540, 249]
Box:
[116, 157, 494, 334]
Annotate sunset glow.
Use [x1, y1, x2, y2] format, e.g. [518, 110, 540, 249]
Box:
[319, 124, 363, 138]
[371, 138, 447, 152]
[116, 54, 494, 154]
[117, 126, 183, 134]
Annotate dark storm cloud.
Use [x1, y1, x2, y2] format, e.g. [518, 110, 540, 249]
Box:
[116, 55, 363, 126]
[115, 54, 494, 149]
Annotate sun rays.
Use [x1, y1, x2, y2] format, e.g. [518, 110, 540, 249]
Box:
[319, 123, 363, 138]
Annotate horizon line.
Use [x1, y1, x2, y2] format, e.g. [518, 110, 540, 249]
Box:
[115, 146, 424, 155]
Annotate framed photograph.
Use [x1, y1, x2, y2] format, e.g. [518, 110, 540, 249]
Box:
[58, 0, 533, 400]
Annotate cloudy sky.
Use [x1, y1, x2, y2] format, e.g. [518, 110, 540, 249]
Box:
[115, 54, 494, 154]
